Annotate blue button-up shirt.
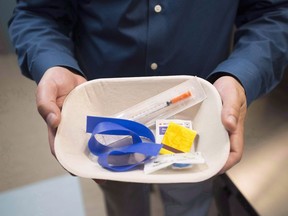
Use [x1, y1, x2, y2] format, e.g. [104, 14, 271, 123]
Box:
[9, 0, 288, 105]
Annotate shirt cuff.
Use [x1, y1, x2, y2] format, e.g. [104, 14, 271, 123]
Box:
[30, 51, 84, 84]
[207, 58, 261, 106]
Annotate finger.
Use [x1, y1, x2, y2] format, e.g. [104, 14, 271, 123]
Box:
[219, 132, 243, 173]
[36, 79, 61, 129]
[219, 142, 243, 173]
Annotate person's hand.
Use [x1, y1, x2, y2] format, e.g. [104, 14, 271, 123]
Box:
[213, 76, 247, 173]
[36, 66, 87, 156]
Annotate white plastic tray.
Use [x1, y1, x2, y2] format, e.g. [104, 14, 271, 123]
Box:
[55, 76, 230, 183]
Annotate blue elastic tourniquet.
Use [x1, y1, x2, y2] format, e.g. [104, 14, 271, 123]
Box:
[86, 116, 162, 172]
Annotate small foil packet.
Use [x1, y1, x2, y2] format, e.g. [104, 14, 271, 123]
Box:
[144, 152, 205, 174]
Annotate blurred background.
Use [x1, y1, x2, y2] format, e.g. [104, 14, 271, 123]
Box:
[0, 2, 106, 216]
[1, 2, 288, 216]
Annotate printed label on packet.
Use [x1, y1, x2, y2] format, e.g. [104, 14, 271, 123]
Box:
[144, 152, 205, 174]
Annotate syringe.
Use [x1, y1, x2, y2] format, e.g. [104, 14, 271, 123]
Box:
[128, 91, 192, 123]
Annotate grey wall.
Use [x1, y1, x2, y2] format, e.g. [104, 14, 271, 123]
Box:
[0, 1, 16, 53]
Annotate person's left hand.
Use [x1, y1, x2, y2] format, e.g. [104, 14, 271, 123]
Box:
[213, 76, 247, 173]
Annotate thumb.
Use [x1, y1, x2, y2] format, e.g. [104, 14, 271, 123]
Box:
[214, 76, 242, 132]
[222, 99, 239, 132]
[36, 79, 61, 129]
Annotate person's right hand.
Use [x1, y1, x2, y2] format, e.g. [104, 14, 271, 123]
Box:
[36, 66, 87, 156]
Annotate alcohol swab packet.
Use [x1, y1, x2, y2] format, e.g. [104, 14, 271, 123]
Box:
[155, 119, 199, 170]
[144, 152, 205, 174]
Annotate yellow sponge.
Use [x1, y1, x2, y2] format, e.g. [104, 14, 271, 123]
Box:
[160, 122, 197, 155]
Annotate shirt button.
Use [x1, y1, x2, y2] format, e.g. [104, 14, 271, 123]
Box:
[151, 63, 158, 70]
[154, 5, 162, 13]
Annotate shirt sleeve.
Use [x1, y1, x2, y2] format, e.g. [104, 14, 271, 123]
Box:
[8, 1, 83, 83]
[210, 0, 288, 105]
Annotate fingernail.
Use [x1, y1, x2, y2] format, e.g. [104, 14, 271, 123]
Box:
[47, 113, 56, 127]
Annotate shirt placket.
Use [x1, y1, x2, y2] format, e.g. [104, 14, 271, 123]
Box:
[146, 0, 167, 75]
